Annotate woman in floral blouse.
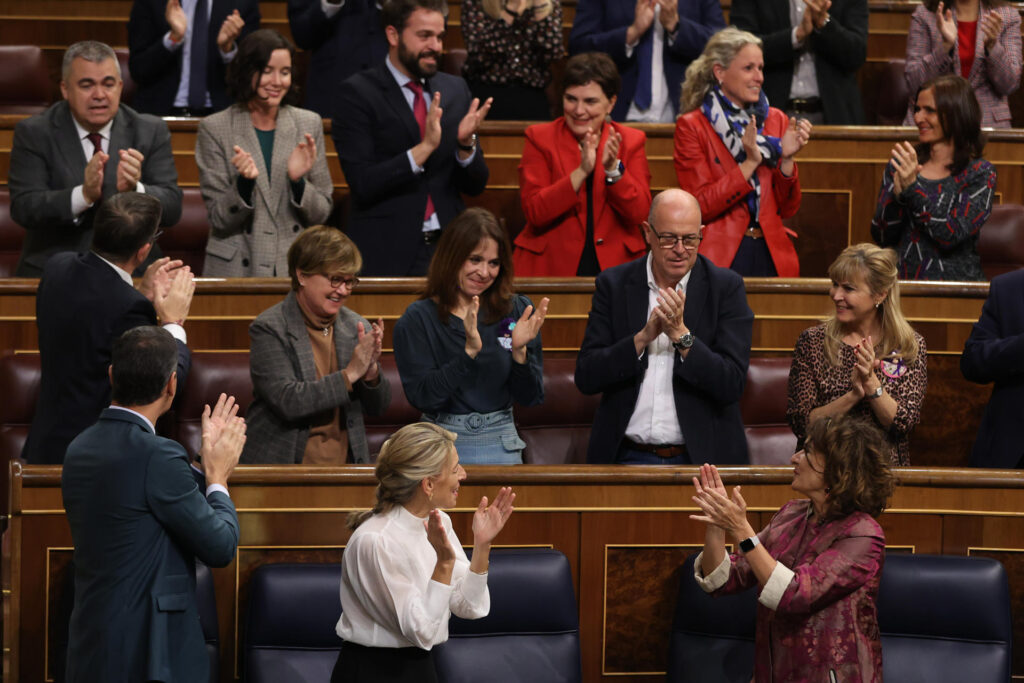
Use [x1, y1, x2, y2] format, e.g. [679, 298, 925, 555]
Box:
[461, 0, 564, 120]
[393, 208, 548, 464]
[786, 243, 927, 465]
[873, 73, 995, 281]
[690, 414, 896, 683]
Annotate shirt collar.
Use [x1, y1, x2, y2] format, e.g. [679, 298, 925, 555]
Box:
[386, 55, 424, 91]
[93, 251, 134, 287]
[108, 405, 156, 433]
[645, 252, 692, 294]
[71, 115, 114, 146]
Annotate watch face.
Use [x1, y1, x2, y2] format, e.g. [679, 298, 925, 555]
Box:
[674, 333, 694, 349]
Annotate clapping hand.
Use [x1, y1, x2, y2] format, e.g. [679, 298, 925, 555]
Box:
[199, 393, 246, 485]
[890, 141, 920, 195]
[138, 256, 186, 303]
[217, 9, 245, 53]
[457, 97, 492, 149]
[690, 468, 750, 541]
[781, 117, 812, 159]
[741, 119, 762, 165]
[602, 128, 622, 174]
[579, 131, 598, 176]
[116, 148, 145, 193]
[165, 0, 187, 42]
[232, 145, 259, 179]
[853, 335, 882, 394]
[83, 150, 108, 205]
[981, 11, 1002, 51]
[463, 295, 483, 358]
[472, 486, 516, 547]
[936, 2, 957, 52]
[510, 297, 549, 363]
[287, 133, 317, 182]
[425, 509, 457, 562]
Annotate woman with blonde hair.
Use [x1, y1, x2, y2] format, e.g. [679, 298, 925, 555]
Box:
[333, 422, 515, 682]
[461, 0, 564, 119]
[786, 243, 927, 465]
[674, 26, 812, 277]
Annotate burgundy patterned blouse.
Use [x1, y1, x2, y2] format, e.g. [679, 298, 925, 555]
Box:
[698, 499, 886, 683]
[460, 0, 565, 88]
[786, 324, 927, 465]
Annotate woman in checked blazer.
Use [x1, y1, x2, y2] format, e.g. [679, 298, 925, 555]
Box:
[197, 29, 333, 276]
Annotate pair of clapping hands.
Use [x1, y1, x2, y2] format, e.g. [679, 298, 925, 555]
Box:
[424, 486, 517, 560]
[137, 257, 195, 326]
[345, 319, 385, 385]
[232, 133, 319, 184]
[462, 295, 550, 364]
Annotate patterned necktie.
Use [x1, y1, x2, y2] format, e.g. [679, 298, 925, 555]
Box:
[405, 80, 436, 221]
[189, 0, 210, 110]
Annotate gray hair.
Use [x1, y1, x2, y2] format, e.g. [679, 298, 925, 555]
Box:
[679, 27, 761, 113]
[62, 41, 121, 82]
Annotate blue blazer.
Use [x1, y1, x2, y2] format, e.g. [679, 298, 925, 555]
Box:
[568, 0, 724, 121]
[332, 62, 490, 276]
[961, 269, 1024, 468]
[62, 408, 239, 682]
[22, 251, 190, 465]
[575, 255, 753, 464]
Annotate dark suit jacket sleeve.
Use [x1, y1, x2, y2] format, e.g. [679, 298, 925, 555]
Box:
[139, 115, 183, 225]
[808, 0, 868, 73]
[674, 273, 753, 406]
[128, 0, 177, 85]
[287, 0, 339, 50]
[146, 441, 239, 568]
[568, 0, 630, 62]
[249, 313, 357, 422]
[729, 0, 795, 67]
[333, 78, 421, 205]
[961, 274, 1024, 384]
[670, 0, 725, 60]
[8, 118, 77, 231]
[574, 270, 647, 395]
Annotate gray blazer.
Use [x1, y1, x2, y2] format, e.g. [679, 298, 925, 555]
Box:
[243, 291, 391, 464]
[8, 101, 182, 276]
[196, 104, 333, 277]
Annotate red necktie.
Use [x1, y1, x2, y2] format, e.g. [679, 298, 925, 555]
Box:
[86, 133, 103, 157]
[404, 80, 436, 222]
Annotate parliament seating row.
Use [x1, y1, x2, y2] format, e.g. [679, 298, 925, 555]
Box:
[244, 548, 581, 683]
[668, 552, 1014, 683]
[0, 351, 797, 517]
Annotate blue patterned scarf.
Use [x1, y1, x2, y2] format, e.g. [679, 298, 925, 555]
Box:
[701, 85, 782, 224]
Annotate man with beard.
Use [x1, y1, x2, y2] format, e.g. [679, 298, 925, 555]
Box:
[332, 0, 491, 276]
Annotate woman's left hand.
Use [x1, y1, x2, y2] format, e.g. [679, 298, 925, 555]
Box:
[780, 117, 812, 159]
[472, 486, 516, 546]
[510, 297, 549, 354]
[854, 335, 882, 393]
[692, 483, 752, 542]
[287, 133, 317, 182]
[362, 318, 385, 382]
[602, 128, 622, 173]
[890, 141, 920, 194]
[981, 11, 1002, 51]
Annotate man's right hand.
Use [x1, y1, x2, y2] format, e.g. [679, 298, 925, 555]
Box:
[166, 0, 188, 43]
[83, 151, 108, 205]
[626, 0, 656, 45]
[199, 393, 246, 488]
[411, 91, 443, 167]
[633, 306, 664, 355]
[154, 267, 195, 324]
[138, 256, 185, 303]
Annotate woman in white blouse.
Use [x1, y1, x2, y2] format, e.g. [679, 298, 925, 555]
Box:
[332, 422, 516, 682]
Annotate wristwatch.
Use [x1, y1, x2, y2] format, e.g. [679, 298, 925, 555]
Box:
[604, 159, 625, 184]
[739, 535, 760, 553]
[457, 134, 477, 152]
[867, 385, 884, 400]
[672, 332, 694, 351]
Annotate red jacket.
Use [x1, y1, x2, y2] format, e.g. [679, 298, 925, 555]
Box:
[674, 107, 801, 277]
[515, 118, 652, 277]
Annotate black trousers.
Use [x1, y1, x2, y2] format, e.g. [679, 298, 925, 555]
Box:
[331, 641, 438, 683]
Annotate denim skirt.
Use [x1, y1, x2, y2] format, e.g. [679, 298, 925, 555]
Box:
[422, 407, 525, 464]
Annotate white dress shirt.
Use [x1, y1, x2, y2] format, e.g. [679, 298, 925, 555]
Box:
[69, 118, 147, 217]
[788, 0, 820, 100]
[624, 6, 676, 123]
[624, 253, 692, 445]
[161, 0, 238, 108]
[336, 504, 489, 649]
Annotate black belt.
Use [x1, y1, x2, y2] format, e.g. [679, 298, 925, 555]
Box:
[422, 229, 442, 245]
[621, 439, 688, 459]
[786, 97, 822, 114]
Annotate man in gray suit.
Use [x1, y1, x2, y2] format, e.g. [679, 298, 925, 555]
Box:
[9, 40, 182, 277]
[62, 325, 245, 683]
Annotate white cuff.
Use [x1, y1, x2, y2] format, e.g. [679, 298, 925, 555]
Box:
[791, 25, 805, 49]
[455, 145, 477, 167]
[162, 322, 187, 344]
[71, 185, 92, 218]
[426, 577, 455, 615]
[692, 551, 731, 593]
[163, 32, 184, 52]
[758, 561, 795, 610]
[321, 0, 345, 18]
[407, 149, 425, 174]
[206, 483, 229, 498]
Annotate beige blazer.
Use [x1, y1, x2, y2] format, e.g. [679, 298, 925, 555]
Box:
[196, 104, 333, 276]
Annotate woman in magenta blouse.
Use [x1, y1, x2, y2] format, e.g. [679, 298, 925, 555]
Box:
[690, 414, 895, 683]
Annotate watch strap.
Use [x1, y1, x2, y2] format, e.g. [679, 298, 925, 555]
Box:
[739, 535, 760, 553]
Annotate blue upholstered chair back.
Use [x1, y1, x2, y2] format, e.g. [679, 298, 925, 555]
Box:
[244, 563, 344, 683]
[435, 548, 582, 683]
[666, 552, 1013, 683]
[878, 554, 1012, 683]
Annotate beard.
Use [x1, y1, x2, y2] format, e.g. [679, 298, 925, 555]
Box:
[397, 39, 439, 80]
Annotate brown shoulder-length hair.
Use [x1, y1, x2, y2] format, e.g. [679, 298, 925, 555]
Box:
[805, 416, 896, 521]
[226, 29, 301, 106]
[913, 74, 985, 175]
[424, 208, 514, 323]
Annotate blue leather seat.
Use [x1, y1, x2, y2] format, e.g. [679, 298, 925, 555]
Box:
[244, 563, 344, 683]
[879, 553, 1011, 683]
[435, 548, 582, 683]
[667, 552, 1013, 683]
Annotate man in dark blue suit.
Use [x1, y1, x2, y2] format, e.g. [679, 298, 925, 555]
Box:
[569, 0, 724, 122]
[22, 192, 194, 465]
[332, 0, 491, 276]
[575, 189, 753, 464]
[288, 0, 388, 118]
[961, 269, 1024, 469]
[62, 326, 245, 682]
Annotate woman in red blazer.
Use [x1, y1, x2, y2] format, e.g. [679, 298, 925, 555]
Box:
[674, 27, 811, 277]
[515, 52, 652, 277]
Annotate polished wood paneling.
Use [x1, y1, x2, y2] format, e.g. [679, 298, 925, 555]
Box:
[7, 465, 1024, 682]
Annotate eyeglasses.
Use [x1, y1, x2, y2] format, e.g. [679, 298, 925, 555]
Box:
[325, 274, 359, 290]
[653, 231, 703, 250]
